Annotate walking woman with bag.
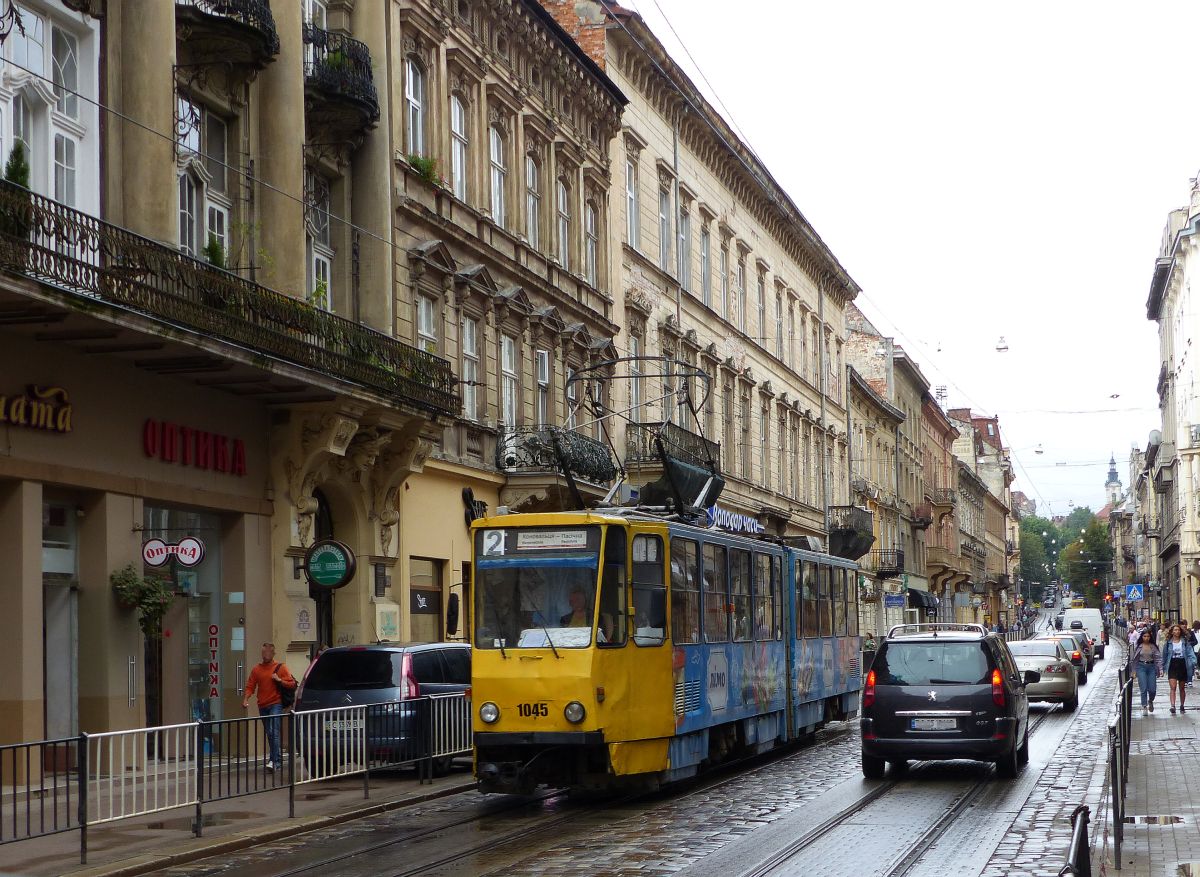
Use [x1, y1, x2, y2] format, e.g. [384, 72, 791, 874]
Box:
[1163, 623, 1197, 713]
[1131, 627, 1163, 714]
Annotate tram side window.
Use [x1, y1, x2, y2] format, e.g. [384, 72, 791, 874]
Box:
[773, 557, 783, 639]
[818, 565, 832, 638]
[730, 549, 752, 642]
[670, 538, 700, 644]
[833, 567, 847, 636]
[599, 528, 627, 646]
[632, 534, 666, 646]
[753, 553, 774, 641]
[801, 562, 819, 638]
[703, 543, 729, 643]
[847, 569, 860, 636]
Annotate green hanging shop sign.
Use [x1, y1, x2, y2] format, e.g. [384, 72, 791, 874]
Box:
[304, 539, 356, 590]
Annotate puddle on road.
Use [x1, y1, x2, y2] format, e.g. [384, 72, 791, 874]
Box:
[145, 811, 261, 830]
[1124, 814, 1186, 825]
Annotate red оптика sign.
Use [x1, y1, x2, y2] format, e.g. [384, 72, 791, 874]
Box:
[208, 624, 220, 699]
[142, 536, 205, 567]
[142, 419, 247, 477]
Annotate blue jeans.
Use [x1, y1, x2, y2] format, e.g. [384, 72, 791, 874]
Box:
[260, 704, 282, 767]
[1135, 662, 1158, 707]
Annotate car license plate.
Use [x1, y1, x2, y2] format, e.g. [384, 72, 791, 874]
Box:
[324, 719, 364, 732]
[911, 718, 956, 731]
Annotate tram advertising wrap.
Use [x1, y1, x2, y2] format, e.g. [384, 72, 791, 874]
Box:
[471, 510, 861, 794]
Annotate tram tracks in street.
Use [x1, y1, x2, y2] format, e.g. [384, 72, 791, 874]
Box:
[738, 710, 1056, 877]
[230, 722, 855, 877]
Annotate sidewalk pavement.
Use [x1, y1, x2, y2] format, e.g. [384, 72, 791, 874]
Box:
[0, 763, 476, 877]
[1100, 673, 1200, 876]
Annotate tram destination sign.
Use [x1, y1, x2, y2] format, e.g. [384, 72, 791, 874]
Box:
[304, 539, 356, 590]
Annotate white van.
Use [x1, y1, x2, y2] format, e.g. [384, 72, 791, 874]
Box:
[1062, 608, 1107, 659]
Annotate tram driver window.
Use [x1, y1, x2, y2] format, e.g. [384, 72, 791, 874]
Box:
[632, 534, 666, 646]
[598, 528, 627, 646]
[670, 539, 700, 644]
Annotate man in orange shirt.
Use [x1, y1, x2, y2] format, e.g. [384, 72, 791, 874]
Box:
[242, 642, 296, 771]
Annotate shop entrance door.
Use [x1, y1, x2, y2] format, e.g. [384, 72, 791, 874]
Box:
[310, 490, 335, 651]
[42, 578, 78, 740]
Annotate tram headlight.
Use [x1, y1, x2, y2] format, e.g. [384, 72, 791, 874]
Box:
[480, 702, 500, 724]
[564, 701, 586, 723]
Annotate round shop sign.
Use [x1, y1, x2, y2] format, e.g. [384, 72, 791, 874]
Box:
[304, 539, 356, 590]
[142, 537, 205, 568]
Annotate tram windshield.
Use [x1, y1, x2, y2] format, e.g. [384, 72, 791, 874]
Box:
[474, 525, 603, 649]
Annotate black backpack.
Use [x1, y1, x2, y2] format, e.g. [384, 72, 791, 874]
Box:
[274, 663, 295, 710]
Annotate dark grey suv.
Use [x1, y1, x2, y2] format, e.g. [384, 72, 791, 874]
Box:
[860, 624, 1039, 779]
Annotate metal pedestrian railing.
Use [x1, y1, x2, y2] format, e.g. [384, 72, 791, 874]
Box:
[1057, 805, 1092, 876]
[1106, 663, 1133, 869]
[0, 692, 471, 864]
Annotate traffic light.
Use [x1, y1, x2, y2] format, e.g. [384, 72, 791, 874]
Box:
[1092, 579, 1099, 587]
[1104, 593, 1112, 603]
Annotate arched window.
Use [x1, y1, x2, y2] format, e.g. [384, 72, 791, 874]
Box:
[405, 58, 424, 155]
[450, 94, 468, 199]
[555, 178, 571, 268]
[584, 201, 598, 287]
[524, 153, 540, 249]
[489, 125, 507, 227]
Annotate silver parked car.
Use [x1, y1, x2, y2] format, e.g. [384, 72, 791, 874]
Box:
[1008, 639, 1079, 712]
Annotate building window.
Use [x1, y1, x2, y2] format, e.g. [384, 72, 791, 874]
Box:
[207, 203, 228, 254]
[489, 125, 507, 227]
[737, 258, 747, 332]
[775, 293, 784, 359]
[700, 226, 711, 307]
[178, 173, 197, 256]
[450, 94, 468, 200]
[536, 348, 551, 425]
[778, 415, 787, 494]
[565, 367, 578, 430]
[625, 158, 639, 248]
[12, 94, 30, 154]
[51, 28, 78, 119]
[501, 334, 518, 425]
[787, 302, 795, 368]
[409, 558, 443, 643]
[740, 389, 751, 479]
[53, 133, 75, 206]
[759, 406, 768, 486]
[584, 201, 598, 287]
[556, 178, 571, 268]
[629, 334, 642, 421]
[461, 316, 479, 420]
[305, 170, 334, 309]
[10, 12, 44, 76]
[417, 296, 438, 353]
[405, 58, 424, 155]
[704, 367, 716, 442]
[658, 187, 671, 273]
[757, 273, 766, 342]
[679, 209, 691, 291]
[525, 154, 540, 249]
[719, 242, 729, 319]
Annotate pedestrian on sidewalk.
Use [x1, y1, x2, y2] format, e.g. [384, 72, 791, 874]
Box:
[1131, 627, 1163, 714]
[1163, 624, 1197, 714]
[242, 642, 297, 771]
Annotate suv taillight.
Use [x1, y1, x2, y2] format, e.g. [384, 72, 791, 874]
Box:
[863, 669, 876, 708]
[401, 653, 420, 700]
[991, 667, 1005, 707]
[1072, 650, 1081, 662]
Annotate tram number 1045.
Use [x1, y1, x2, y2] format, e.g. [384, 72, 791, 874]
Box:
[517, 703, 549, 718]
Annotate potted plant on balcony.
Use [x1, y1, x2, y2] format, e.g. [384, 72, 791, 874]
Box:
[111, 564, 178, 637]
[406, 154, 447, 188]
[0, 141, 32, 267]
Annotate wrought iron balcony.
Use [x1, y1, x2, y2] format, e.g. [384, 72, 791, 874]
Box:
[625, 421, 720, 471]
[496, 425, 616, 484]
[302, 25, 380, 141]
[827, 505, 874, 561]
[1006, 538, 1017, 556]
[0, 181, 457, 416]
[911, 502, 933, 530]
[870, 548, 904, 579]
[176, 0, 280, 69]
[932, 487, 957, 507]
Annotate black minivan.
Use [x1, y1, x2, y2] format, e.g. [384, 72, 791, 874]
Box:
[295, 643, 470, 771]
[860, 624, 1039, 779]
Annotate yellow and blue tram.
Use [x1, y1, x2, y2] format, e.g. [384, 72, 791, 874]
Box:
[470, 509, 862, 793]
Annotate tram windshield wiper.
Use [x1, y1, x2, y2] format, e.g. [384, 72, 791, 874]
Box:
[518, 582, 562, 659]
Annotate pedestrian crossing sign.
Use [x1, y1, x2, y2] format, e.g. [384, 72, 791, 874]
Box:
[1125, 584, 1144, 602]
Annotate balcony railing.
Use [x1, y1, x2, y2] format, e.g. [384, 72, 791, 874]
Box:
[175, 0, 280, 66]
[932, 487, 957, 507]
[828, 505, 873, 534]
[870, 548, 904, 578]
[912, 502, 933, 529]
[302, 25, 380, 129]
[1006, 538, 1016, 556]
[827, 505, 874, 561]
[625, 421, 720, 471]
[0, 181, 457, 416]
[496, 425, 616, 484]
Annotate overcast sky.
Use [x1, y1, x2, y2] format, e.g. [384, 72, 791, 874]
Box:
[622, 0, 1195, 515]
